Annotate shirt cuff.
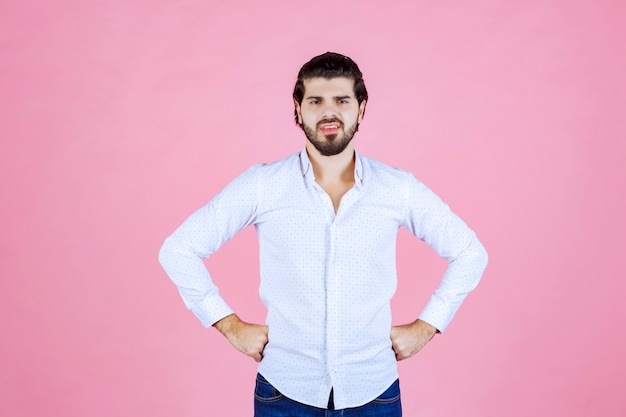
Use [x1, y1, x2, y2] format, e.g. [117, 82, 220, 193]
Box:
[418, 296, 457, 333]
[190, 294, 234, 328]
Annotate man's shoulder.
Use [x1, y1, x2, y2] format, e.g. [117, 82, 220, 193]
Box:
[248, 151, 300, 173]
[237, 151, 301, 184]
[360, 154, 406, 172]
[359, 154, 414, 185]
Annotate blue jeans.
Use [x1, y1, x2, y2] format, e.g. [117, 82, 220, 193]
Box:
[254, 373, 402, 417]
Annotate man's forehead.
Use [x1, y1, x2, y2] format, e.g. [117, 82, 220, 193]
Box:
[302, 77, 355, 95]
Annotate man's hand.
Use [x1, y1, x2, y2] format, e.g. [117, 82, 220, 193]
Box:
[213, 314, 268, 362]
[390, 319, 438, 361]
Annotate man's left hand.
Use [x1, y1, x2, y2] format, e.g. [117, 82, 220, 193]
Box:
[390, 319, 438, 361]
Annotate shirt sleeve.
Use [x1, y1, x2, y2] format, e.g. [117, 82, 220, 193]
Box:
[158, 165, 263, 327]
[401, 173, 488, 332]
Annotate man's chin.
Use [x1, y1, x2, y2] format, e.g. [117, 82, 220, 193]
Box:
[314, 142, 351, 157]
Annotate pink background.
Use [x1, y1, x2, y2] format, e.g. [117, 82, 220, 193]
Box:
[2, 1, 625, 416]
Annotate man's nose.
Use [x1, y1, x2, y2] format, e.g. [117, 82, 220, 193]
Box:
[320, 103, 339, 119]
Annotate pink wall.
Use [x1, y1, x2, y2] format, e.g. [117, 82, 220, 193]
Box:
[2, 1, 625, 416]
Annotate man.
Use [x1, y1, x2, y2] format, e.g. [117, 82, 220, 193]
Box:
[159, 52, 488, 416]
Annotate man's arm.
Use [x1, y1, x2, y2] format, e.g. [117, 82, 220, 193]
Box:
[392, 174, 488, 359]
[159, 165, 266, 355]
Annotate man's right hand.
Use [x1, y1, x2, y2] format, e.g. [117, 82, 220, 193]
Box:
[213, 314, 268, 362]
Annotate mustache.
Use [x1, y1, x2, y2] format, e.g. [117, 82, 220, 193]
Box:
[316, 118, 343, 129]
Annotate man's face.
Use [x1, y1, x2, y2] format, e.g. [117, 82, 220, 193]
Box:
[295, 77, 366, 156]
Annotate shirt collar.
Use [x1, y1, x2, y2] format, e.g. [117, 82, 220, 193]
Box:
[299, 148, 364, 186]
[299, 148, 313, 178]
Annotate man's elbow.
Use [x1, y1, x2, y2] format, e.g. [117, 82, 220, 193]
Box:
[158, 236, 175, 269]
[478, 240, 488, 269]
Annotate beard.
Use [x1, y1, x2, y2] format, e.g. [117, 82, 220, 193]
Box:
[302, 118, 359, 156]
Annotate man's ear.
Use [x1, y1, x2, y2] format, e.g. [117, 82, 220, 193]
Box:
[294, 100, 303, 125]
[358, 100, 367, 123]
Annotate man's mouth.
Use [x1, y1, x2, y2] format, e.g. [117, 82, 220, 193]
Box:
[318, 121, 342, 135]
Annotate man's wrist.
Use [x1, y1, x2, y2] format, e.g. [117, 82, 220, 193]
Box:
[415, 319, 439, 337]
[213, 313, 240, 336]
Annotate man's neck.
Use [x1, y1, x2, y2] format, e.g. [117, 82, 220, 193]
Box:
[305, 142, 355, 184]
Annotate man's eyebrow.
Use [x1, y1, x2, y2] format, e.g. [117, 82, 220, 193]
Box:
[305, 95, 353, 100]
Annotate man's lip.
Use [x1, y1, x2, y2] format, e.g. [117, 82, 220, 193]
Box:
[319, 122, 341, 129]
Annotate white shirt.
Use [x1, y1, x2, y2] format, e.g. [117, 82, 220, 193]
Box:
[159, 149, 488, 409]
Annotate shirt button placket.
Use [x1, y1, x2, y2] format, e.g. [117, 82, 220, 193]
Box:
[326, 220, 340, 383]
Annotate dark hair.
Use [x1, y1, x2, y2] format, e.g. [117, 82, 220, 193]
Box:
[293, 52, 368, 125]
